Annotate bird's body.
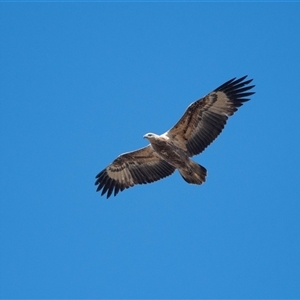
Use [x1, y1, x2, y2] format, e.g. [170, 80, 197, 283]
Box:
[144, 134, 188, 168]
[143, 133, 207, 185]
[95, 76, 255, 198]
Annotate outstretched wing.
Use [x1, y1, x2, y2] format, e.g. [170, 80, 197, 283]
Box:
[165, 76, 255, 156]
[95, 146, 175, 198]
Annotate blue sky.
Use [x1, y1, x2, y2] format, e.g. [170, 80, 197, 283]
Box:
[1, 2, 300, 299]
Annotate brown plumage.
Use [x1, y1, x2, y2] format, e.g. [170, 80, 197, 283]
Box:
[95, 76, 255, 198]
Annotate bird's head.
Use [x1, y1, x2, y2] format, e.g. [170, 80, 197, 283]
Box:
[143, 133, 157, 141]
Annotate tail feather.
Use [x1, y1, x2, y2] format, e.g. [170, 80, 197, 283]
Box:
[179, 161, 207, 185]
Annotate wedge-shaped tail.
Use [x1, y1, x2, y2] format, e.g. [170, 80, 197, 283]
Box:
[179, 160, 207, 184]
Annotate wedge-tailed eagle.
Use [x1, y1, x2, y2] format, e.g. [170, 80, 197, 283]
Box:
[95, 76, 255, 198]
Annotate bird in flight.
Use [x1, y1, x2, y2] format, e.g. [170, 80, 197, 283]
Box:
[95, 76, 255, 198]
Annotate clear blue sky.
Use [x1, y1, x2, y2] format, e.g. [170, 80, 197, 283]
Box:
[1, 2, 300, 299]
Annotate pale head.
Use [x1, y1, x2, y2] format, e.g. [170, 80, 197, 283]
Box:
[143, 133, 159, 141]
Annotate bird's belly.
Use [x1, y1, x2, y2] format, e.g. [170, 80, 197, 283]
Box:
[152, 143, 188, 168]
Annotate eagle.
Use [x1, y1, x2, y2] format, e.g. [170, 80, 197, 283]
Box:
[95, 76, 255, 198]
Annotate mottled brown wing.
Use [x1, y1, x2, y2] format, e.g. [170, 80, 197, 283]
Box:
[165, 76, 255, 156]
[95, 145, 175, 198]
